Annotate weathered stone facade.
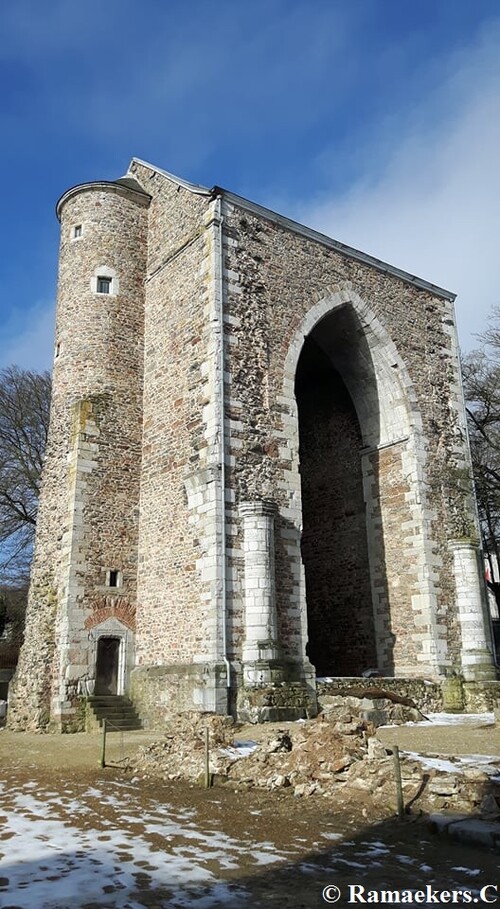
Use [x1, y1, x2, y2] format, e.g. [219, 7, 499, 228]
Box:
[9, 158, 497, 731]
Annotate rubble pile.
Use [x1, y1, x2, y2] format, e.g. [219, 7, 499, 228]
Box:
[319, 691, 426, 727]
[136, 712, 236, 783]
[225, 718, 369, 797]
[131, 696, 500, 820]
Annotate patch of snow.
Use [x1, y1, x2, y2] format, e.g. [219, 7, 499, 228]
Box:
[0, 779, 294, 908]
[358, 844, 390, 856]
[401, 751, 500, 775]
[402, 753, 460, 773]
[396, 854, 416, 865]
[457, 754, 500, 765]
[333, 858, 367, 869]
[219, 740, 258, 759]
[381, 712, 495, 728]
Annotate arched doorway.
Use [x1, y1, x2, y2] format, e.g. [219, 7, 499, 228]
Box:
[295, 331, 377, 676]
[280, 289, 457, 679]
[95, 636, 121, 695]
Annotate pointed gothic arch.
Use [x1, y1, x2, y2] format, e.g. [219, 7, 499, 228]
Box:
[278, 286, 447, 677]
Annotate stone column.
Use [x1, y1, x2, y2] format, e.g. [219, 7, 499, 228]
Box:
[451, 540, 496, 680]
[239, 501, 282, 683]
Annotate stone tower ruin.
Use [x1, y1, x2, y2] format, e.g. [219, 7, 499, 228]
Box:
[9, 158, 497, 731]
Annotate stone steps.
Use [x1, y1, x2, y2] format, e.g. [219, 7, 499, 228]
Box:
[86, 695, 142, 731]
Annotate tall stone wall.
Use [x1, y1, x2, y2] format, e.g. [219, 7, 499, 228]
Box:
[129, 163, 229, 716]
[221, 197, 493, 682]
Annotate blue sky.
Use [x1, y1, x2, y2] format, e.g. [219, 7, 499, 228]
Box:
[1, 0, 499, 370]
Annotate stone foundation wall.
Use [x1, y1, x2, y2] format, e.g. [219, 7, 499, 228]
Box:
[130, 663, 229, 729]
[317, 677, 443, 714]
[317, 677, 500, 714]
[462, 680, 500, 712]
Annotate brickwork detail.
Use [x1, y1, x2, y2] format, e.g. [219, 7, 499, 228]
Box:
[84, 598, 136, 632]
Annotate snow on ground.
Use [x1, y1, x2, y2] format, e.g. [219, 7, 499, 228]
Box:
[379, 712, 499, 776]
[220, 741, 258, 759]
[1, 763, 498, 907]
[0, 777, 290, 908]
[400, 751, 500, 775]
[380, 712, 496, 728]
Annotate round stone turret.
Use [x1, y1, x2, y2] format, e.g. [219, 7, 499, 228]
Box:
[8, 176, 150, 731]
[54, 177, 150, 397]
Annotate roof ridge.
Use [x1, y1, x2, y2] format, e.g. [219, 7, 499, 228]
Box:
[129, 158, 211, 196]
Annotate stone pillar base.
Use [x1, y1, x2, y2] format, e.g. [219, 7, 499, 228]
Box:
[236, 660, 317, 723]
[242, 658, 286, 687]
[461, 653, 498, 682]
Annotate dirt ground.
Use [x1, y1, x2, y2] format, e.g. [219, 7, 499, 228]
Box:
[2, 715, 499, 772]
[1, 719, 500, 907]
[377, 716, 500, 756]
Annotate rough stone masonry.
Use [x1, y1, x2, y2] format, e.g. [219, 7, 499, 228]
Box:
[8, 158, 498, 732]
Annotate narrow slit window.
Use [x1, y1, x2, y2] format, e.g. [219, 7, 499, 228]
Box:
[108, 570, 119, 588]
[97, 276, 112, 294]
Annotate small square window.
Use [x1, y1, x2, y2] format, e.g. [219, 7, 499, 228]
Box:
[73, 225, 82, 238]
[97, 276, 112, 294]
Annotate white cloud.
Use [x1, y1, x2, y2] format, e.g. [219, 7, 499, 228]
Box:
[1, 301, 55, 372]
[297, 22, 500, 351]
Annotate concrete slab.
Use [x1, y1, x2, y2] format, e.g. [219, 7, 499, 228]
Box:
[429, 813, 500, 851]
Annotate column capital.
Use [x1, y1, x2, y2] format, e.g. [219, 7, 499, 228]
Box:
[449, 538, 481, 551]
[238, 499, 277, 518]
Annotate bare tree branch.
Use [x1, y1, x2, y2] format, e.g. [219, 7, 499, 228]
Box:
[0, 365, 51, 586]
[463, 311, 500, 577]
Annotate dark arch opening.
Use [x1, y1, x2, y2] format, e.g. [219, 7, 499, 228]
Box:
[295, 333, 378, 676]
